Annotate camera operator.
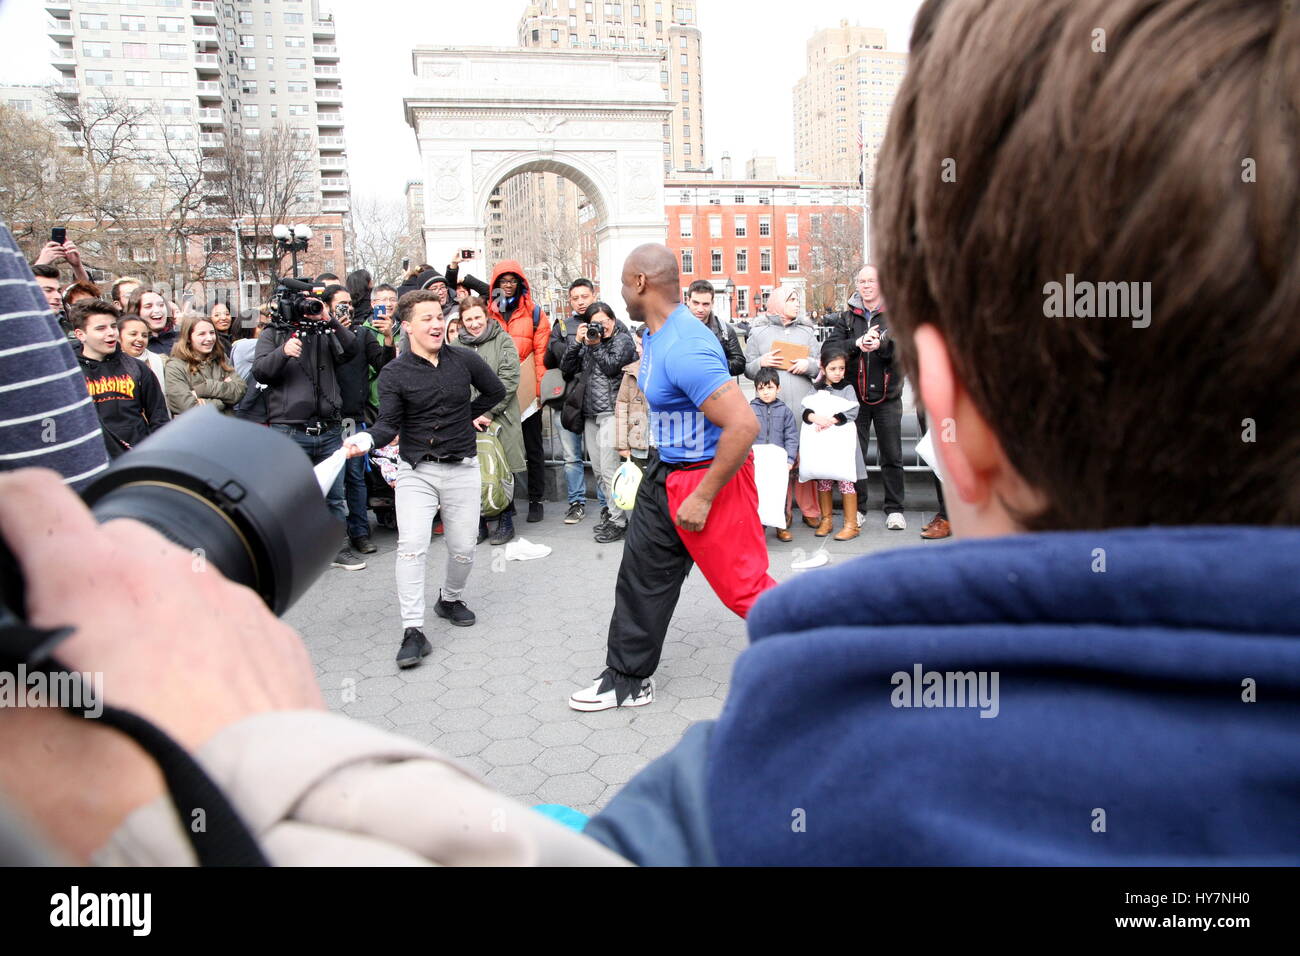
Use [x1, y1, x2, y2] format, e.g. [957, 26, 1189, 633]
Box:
[560, 301, 637, 543]
[253, 283, 362, 571]
[325, 283, 395, 556]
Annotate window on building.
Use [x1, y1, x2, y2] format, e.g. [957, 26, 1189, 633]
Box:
[284, 12, 305, 24]
[679, 215, 693, 238]
[737, 288, 748, 314]
[161, 43, 188, 59]
[163, 99, 190, 116]
[735, 216, 747, 238]
[122, 42, 149, 59]
[287, 58, 306, 70]
[240, 56, 257, 70]
[683, 126, 690, 139]
[86, 71, 114, 87]
[158, 17, 185, 33]
[288, 80, 308, 93]
[660, 70, 669, 84]
[787, 247, 800, 272]
[239, 9, 253, 23]
[120, 15, 145, 32]
[124, 70, 151, 86]
[679, 35, 688, 47]
[240, 35, 255, 48]
[708, 215, 721, 238]
[161, 71, 186, 87]
[681, 90, 689, 103]
[82, 41, 111, 58]
[786, 213, 799, 237]
[551, 29, 560, 42]
[679, 53, 688, 66]
[760, 249, 772, 272]
[80, 13, 109, 30]
[758, 216, 771, 237]
[681, 250, 694, 274]
[242, 79, 258, 94]
[323, 233, 334, 250]
[243, 104, 259, 119]
[265, 35, 274, 49]
[288, 103, 309, 115]
[266, 57, 276, 70]
[681, 72, 689, 85]
[285, 35, 305, 48]
[711, 250, 722, 273]
[810, 214, 822, 236]
[736, 248, 748, 272]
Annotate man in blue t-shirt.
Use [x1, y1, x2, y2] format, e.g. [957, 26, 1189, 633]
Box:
[568, 245, 777, 712]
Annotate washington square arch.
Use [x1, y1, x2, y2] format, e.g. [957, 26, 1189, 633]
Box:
[404, 47, 673, 301]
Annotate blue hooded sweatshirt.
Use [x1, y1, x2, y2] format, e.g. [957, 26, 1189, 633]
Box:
[584, 526, 1300, 865]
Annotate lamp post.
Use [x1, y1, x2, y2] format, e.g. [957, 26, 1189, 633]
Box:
[231, 217, 245, 315]
[272, 223, 313, 280]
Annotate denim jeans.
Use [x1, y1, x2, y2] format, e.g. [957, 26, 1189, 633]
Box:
[558, 424, 606, 507]
[271, 423, 346, 526]
[344, 453, 369, 540]
[394, 457, 481, 627]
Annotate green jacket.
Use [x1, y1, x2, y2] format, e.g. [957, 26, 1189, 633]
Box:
[457, 326, 526, 474]
[163, 355, 247, 416]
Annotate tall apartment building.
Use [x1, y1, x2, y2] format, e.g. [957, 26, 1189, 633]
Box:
[793, 20, 906, 187]
[45, 0, 350, 218]
[518, 0, 703, 173]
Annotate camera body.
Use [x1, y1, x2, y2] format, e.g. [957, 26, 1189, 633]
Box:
[270, 281, 327, 328]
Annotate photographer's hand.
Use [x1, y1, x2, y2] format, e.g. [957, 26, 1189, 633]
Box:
[0, 469, 324, 860]
[283, 335, 303, 358]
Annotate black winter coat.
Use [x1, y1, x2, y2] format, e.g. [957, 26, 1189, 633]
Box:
[560, 325, 637, 423]
[824, 293, 902, 403]
[251, 318, 359, 424]
[705, 314, 747, 377]
[335, 324, 395, 420]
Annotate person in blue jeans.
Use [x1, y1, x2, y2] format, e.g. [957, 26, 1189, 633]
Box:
[252, 287, 362, 570]
[544, 277, 607, 525]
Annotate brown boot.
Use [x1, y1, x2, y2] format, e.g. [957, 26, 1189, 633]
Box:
[815, 489, 834, 536]
[776, 527, 793, 542]
[834, 493, 861, 540]
[920, 515, 952, 539]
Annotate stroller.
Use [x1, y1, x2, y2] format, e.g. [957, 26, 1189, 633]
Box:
[365, 439, 401, 531]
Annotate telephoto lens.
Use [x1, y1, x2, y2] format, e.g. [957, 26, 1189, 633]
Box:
[0, 407, 341, 621]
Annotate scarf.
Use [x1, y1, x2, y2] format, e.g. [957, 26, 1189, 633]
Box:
[458, 318, 500, 348]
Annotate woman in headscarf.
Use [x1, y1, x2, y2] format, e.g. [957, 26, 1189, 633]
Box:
[744, 283, 823, 527]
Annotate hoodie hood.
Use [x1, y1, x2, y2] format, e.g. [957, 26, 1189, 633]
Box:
[489, 259, 531, 298]
[753, 312, 816, 331]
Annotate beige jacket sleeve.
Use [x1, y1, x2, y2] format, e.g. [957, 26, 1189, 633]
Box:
[92, 711, 631, 867]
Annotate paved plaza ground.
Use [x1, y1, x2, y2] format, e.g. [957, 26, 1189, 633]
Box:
[285, 471, 943, 818]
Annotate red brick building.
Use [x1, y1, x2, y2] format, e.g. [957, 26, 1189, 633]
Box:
[664, 178, 865, 319]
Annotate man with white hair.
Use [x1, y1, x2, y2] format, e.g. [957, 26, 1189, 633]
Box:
[826, 265, 906, 530]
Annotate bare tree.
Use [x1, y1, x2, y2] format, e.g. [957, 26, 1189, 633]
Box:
[806, 208, 864, 314]
[208, 122, 316, 289]
[347, 193, 415, 285]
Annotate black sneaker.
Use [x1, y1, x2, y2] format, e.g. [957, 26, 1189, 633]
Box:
[396, 627, 432, 668]
[527, 501, 544, 523]
[594, 522, 627, 544]
[434, 592, 477, 627]
[564, 502, 585, 524]
[489, 510, 516, 546]
[332, 547, 366, 571]
[350, 535, 377, 555]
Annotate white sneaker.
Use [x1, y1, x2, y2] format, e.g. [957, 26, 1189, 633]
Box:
[505, 538, 551, 561]
[568, 676, 654, 712]
[857, 512, 868, 527]
[886, 512, 906, 531]
[792, 548, 830, 570]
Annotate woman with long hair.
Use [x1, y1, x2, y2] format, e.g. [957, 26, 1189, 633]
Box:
[345, 269, 373, 325]
[127, 287, 178, 356]
[163, 314, 247, 416]
[210, 301, 234, 355]
[117, 313, 167, 388]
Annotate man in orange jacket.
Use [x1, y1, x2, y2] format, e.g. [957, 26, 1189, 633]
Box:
[486, 260, 551, 522]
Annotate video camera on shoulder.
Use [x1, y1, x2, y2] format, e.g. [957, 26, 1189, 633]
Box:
[269, 277, 343, 357]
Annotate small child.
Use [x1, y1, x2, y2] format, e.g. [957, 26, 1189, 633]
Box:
[751, 367, 800, 541]
[802, 345, 866, 541]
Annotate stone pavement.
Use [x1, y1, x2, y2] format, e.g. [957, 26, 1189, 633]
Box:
[285, 473, 944, 817]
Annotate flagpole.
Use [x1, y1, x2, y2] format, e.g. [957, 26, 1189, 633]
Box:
[861, 115, 871, 266]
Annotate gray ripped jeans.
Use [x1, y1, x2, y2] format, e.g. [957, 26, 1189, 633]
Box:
[395, 457, 481, 627]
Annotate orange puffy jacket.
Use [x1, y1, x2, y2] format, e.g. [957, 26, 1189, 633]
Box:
[486, 260, 550, 398]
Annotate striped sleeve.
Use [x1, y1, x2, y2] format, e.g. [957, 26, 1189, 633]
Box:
[0, 223, 109, 492]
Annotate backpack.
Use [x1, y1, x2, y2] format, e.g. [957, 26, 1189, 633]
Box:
[476, 422, 516, 517]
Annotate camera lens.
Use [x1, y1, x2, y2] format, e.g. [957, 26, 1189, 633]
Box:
[0, 408, 341, 620]
[300, 297, 325, 318]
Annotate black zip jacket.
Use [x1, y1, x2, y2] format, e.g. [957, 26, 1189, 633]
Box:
[335, 324, 394, 420]
[824, 294, 902, 403]
[79, 349, 170, 457]
[251, 318, 359, 425]
[560, 325, 637, 419]
[705, 313, 747, 377]
[369, 346, 506, 465]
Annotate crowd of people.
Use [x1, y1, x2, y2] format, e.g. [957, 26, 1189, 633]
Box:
[0, 0, 1292, 871]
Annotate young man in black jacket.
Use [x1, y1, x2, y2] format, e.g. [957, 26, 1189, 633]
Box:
[687, 280, 747, 377]
[252, 286, 361, 570]
[346, 290, 505, 668]
[560, 302, 637, 542]
[544, 277, 601, 524]
[824, 265, 906, 530]
[323, 284, 395, 556]
[72, 299, 169, 458]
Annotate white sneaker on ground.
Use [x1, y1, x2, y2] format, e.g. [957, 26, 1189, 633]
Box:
[886, 512, 907, 531]
[792, 548, 830, 571]
[568, 676, 654, 712]
[505, 538, 551, 561]
[857, 512, 868, 527]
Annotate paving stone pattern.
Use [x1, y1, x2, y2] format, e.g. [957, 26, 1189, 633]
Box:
[286, 474, 938, 817]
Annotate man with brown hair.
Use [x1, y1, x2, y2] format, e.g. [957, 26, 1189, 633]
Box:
[584, 0, 1300, 864]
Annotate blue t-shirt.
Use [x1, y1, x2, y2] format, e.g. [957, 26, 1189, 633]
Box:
[639, 304, 731, 463]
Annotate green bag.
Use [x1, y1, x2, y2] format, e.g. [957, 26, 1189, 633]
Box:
[477, 422, 516, 518]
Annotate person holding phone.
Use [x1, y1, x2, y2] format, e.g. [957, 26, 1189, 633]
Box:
[32, 227, 91, 288]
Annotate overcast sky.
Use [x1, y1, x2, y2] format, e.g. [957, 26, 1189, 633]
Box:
[0, 0, 921, 208]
